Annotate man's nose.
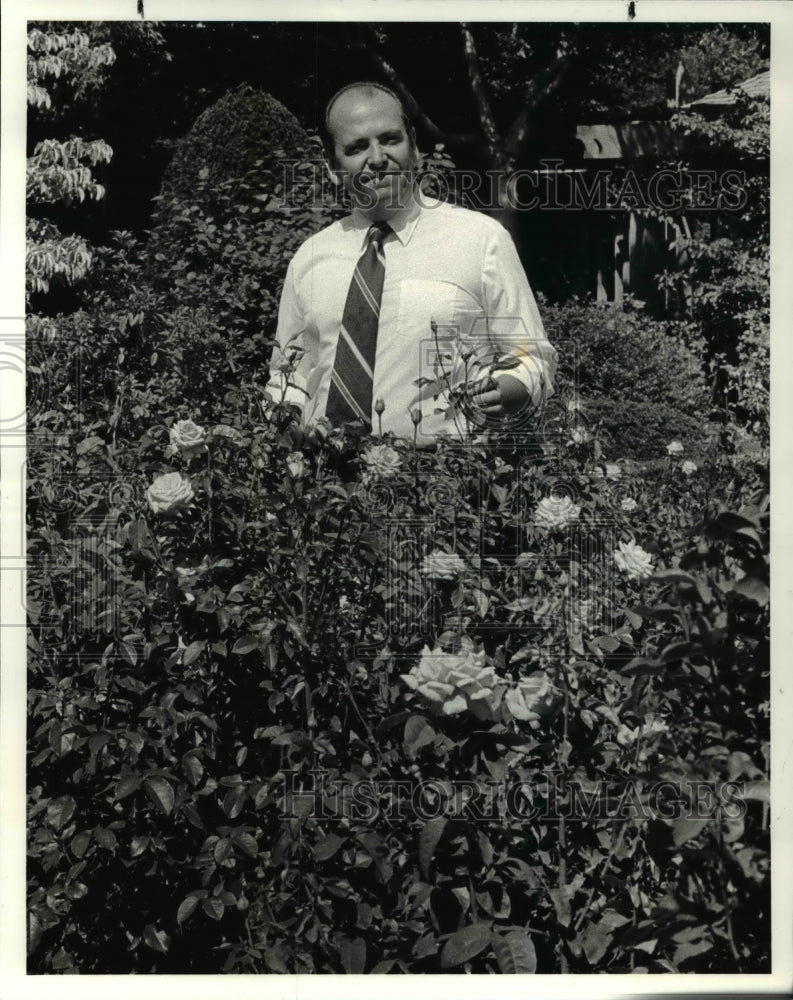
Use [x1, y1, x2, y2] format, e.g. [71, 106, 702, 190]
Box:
[367, 141, 388, 168]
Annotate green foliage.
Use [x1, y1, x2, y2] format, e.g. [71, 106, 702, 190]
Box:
[27, 314, 769, 972]
[27, 137, 113, 205]
[27, 219, 94, 297]
[659, 92, 769, 446]
[38, 88, 340, 441]
[539, 296, 711, 459]
[25, 61, 769, 978]
[26, 25, 117, 303]
[27, 25, 116, 110]
[546, 23, 767, 121]
[583, 400, 709, 463]
[95, 88, 342, 397]
[677, 25, 768, 103]
[66, 174, 339, 431]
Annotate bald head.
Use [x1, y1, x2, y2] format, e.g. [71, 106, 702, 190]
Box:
[322, 82, 419, 221]
[323, 82, 416, 163]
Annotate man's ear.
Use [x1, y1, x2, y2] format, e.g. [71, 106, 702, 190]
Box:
[324, 159, 342, 186]
[408, 137, 420, 171]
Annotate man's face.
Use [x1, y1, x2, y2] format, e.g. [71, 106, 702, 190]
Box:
[328, 90, 417, 220]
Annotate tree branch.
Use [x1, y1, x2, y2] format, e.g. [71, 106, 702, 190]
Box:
[344, 23, 482, 150]
[459, 23, 501, 158]
[504, 31, 580, 168]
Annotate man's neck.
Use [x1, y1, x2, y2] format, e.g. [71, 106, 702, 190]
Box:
[352, 182, 421, 227]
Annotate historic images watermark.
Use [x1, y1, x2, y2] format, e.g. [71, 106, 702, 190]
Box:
[279, 768, 749, 824]
[281, 159, 750, 214]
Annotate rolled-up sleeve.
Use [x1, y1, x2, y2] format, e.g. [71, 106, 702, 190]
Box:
[482, 225, 557, 407]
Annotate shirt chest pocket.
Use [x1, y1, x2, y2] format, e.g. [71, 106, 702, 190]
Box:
[392, 278, 485, 397]
[394, 278, 471, 344]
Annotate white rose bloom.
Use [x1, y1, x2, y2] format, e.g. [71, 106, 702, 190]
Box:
[644, 718, 669, 737]
[146, 472, 195, 515]
[681, 460, 698, 476]
[620, 497, 638, 512]
[361, 444, 402, 477]
[504, 671, 554, 721]
[533, 495, 581, 531]
[616, 724, 638, 746]
[420, 550, 466, 580]
[286, 451, 307, 479]
[613, 540, 654, 580]
[401, 645, 497, 716]
[605, 463, 622, 480]
[666, 440, 684, 455]
[168, 419, 208, 459]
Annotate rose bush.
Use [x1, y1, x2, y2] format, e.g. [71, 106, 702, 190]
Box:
[26, 369, 771, 973]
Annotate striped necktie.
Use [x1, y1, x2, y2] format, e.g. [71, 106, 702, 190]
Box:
[325, 221, 390, 426]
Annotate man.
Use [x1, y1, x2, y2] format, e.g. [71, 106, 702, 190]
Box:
[267, 81, 557, 447]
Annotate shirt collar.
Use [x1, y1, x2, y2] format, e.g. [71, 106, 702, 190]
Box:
[351, 185, 425, 248]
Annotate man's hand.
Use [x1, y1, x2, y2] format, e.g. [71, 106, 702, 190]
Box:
[469, 373, 529, 416]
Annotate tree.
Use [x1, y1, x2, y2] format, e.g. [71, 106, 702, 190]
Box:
[676, 25, 768, 104]
[26, 26, 115, 300]
[26, 21, 169, 304]
[24, 21, 766, 247]
[659, 89, 769, 446]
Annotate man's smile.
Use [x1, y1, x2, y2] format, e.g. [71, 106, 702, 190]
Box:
[361, 173, 402, 186]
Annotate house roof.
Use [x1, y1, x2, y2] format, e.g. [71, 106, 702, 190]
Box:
[575, 121, 681, 160]
[686, 70, 769, 108]
[575, 69, 769, 159]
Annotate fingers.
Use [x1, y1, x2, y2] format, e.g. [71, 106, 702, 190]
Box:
[466, 378, 503, 414]
[474, 390, 504, 413]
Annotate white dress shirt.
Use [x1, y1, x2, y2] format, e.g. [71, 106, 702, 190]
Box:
[267, 194, 557, 447]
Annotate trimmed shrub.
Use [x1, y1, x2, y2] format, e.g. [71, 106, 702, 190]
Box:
[540, 296, 712, 460]
[583, 399, 711, 462]
[158, 83, 312, 213]
[70, 88, 343, 427]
